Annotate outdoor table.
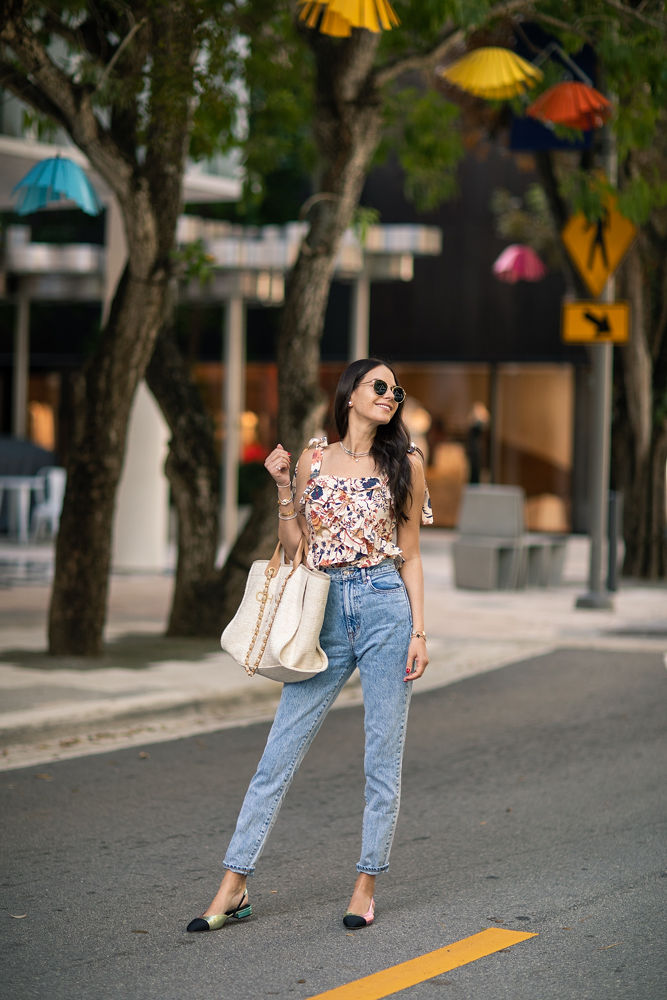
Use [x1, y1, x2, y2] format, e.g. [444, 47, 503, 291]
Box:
[0, 474, 45, 544]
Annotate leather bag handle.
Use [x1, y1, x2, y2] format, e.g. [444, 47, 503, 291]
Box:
[265, 536, 307, 580]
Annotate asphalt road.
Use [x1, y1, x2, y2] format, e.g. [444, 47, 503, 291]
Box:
[2, 648, 665, 1000]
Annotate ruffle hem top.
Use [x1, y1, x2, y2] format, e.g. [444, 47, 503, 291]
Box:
[297, 438, 433, 570]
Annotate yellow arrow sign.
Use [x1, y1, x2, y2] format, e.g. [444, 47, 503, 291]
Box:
[562, 197, 637, 297]
[562, 301, 629, 344]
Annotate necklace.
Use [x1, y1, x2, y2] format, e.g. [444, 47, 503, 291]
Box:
[339, 440, 370, 462]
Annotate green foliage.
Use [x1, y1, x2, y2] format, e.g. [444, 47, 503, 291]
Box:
[172, 238, 216, 285]
[617, 173, 667, 226]
[21, 109, 60, 143]
[352, 206, 381, 244]
[560, 168, 609, 221]
[535, 1, 667, 191]
[238, 6, 316, 211]
[382, 89, 463, 212]
[490, 185, 560, 265]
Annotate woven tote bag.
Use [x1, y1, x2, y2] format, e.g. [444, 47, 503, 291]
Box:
[221, 538, 330, 683]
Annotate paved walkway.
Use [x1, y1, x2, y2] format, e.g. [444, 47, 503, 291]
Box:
[0, 532, 665, 770]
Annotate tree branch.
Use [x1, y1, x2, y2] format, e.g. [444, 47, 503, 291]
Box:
[375, 26, 464, 87]
[40, 11, 109, 65]
[0, 58, 70, 131]
[601, 0, 666, 31]
[96, 16, 148, 91]
[0, 14, 134, 199]
[375, 0, 537, 87]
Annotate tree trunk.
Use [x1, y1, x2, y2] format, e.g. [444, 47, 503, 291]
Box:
[145, 314, 221, 636]
[34, 5, 198, 654]
[208, 31, 384, 631]
[536, 150, 666, 578]
[48, 263, 169, 654]
[614, 236, 667, 579]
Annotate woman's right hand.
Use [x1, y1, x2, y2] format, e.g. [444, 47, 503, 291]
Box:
[264, 444, 292, 487]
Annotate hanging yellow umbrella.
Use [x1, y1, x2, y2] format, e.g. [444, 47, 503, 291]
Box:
[298, 2, 352, 36]
[297, 1, 399, 36]
[439, 47, 543, 100]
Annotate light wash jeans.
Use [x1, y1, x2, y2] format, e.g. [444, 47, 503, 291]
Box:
[223, 559, 413, 875]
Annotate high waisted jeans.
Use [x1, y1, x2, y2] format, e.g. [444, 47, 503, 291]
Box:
[223, 559, 413, 875]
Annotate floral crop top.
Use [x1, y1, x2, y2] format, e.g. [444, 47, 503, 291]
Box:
[297, 439, 433, 570]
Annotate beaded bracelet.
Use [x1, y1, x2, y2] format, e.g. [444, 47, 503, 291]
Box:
[278, 511, 298, 520]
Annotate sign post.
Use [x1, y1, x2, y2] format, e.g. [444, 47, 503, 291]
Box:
[561, 149, 636, 610]
[575, 317, 615, 609]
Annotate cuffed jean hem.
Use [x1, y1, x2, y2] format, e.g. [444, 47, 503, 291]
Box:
[356, 863, 389, 875]
[223, 863, 254, 876]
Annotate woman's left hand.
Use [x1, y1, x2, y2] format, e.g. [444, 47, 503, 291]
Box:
[404, 637, 428, 682]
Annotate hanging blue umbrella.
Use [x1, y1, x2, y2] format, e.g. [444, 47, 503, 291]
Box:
[12, 155, 102, 216]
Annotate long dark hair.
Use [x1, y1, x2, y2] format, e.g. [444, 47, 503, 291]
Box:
[334, 358, 415, 523]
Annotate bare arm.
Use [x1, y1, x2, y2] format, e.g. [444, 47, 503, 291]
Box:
[264, 444, 309, 560]
[397, 455, 429, 682]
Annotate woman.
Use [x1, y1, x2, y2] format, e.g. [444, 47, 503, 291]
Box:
[187, 358, 432, 933]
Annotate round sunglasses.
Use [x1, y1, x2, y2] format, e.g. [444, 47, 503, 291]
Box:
[358, 378, 406, 403]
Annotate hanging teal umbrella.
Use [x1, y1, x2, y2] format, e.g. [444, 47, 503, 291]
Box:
[12, 155, 102, 216]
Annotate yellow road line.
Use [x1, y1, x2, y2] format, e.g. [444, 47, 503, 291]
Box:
[305, 927, 538, 1000]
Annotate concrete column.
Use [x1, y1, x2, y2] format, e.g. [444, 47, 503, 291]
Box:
[12, 289, 29, 438]
[349, 273, 370, 360]
[112, 381, 170, 572]
[105, 194, 171, 571]
[222, 294, 246, 549]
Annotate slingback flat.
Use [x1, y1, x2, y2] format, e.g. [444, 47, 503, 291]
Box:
[186, 887, 252, 932]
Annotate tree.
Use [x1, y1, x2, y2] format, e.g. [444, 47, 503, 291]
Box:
[211, 2, 537, 628]
[4, 0, 663, 655]
[214, 0, 667, 632]
[488, 1, 667, 577]
[142, 0, 667, 635]
[0, 0, 248, 652]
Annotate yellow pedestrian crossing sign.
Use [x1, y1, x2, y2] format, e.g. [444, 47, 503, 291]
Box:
[561, 197, 637, 297]
[562, 301, 629, 344]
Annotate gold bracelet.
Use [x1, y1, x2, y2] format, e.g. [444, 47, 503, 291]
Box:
[411, 630, 427, 641]
[278, 511, 298, 520]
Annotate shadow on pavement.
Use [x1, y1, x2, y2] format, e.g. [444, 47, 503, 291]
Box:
[0, 632, 217, 671]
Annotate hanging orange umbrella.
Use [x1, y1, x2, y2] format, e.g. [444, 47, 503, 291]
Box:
[439, 47, 543, 100]
[526, 81, 612, 130]
[297, 0, 399, 36]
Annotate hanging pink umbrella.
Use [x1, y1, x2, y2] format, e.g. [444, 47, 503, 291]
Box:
[493, 244, 546, 283]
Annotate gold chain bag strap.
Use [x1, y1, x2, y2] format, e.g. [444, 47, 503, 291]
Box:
[220, 537, 330, 683]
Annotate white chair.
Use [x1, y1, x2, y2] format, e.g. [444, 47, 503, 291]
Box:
[31, 466, 66, 540]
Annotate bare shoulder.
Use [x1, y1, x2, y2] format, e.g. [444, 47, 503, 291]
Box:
[294, 440, 323, 489]
[407, 447, 426, 479]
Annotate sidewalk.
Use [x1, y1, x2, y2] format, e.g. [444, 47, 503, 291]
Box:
[1, 531, 665, 770]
